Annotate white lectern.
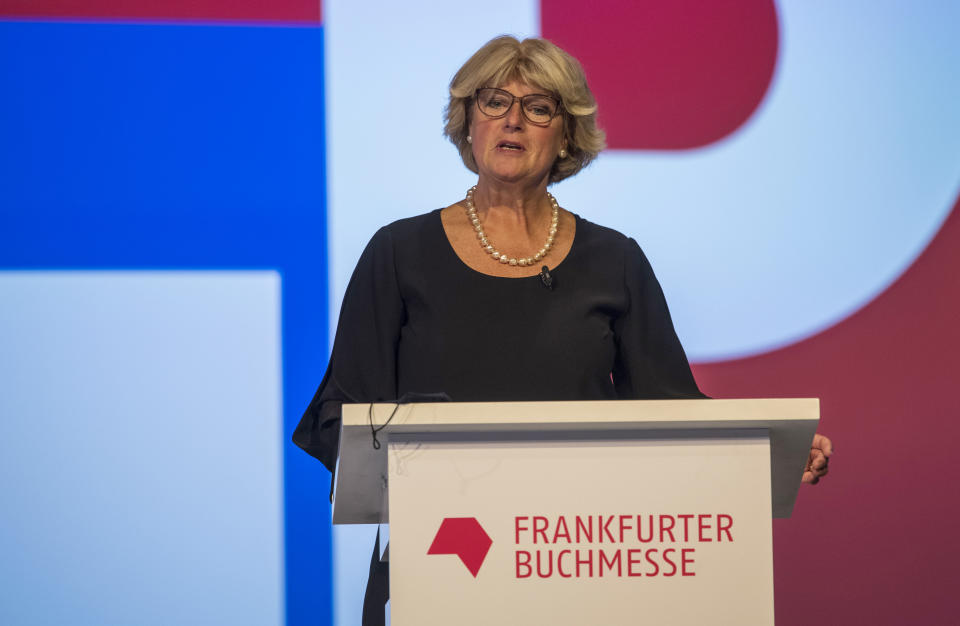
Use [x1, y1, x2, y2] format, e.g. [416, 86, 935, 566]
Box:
[333, 399, 819, 626]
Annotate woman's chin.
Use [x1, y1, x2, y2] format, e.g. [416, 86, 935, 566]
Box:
[480, 167, 550, 188]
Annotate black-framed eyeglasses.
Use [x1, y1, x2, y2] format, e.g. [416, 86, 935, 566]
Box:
[474, 87, 562, 126]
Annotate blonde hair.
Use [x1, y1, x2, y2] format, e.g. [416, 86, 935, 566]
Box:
[444, 36, 606, 184]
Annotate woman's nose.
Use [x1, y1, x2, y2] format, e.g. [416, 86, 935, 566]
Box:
[504, 99, 524, 127]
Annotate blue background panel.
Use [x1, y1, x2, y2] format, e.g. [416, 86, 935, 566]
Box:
[0, 272, 284, 626]
[0, 21, 330, 625]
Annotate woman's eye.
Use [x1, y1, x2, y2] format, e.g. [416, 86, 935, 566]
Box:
[525, 98, 554, 116]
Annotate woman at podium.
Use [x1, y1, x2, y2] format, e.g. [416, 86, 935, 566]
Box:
[294, 35, 831, 625]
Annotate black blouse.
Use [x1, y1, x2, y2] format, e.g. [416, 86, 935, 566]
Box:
[293, 209, 704, 472]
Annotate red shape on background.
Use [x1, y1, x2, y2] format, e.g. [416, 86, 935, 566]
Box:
[0, 1, 321, 24]
[427, 517, 493, 577]
[541, 0, 778, 150]
[692, 195, 960, 625]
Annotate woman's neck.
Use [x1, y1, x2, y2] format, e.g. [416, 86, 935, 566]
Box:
[472, 179, 552, 235]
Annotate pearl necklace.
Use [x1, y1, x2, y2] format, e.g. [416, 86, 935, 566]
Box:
[464, 186, 559, 267]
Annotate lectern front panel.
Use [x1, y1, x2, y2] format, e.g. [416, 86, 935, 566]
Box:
[388, 435, 773, 625]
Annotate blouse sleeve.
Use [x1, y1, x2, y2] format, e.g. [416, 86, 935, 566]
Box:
[612, 237, 707, 400]
[292, 226, 406, 473]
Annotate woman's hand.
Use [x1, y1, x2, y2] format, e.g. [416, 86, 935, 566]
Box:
[802, 433, 833, 484]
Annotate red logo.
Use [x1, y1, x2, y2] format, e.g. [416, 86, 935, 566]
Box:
[427, 517, 493, 577]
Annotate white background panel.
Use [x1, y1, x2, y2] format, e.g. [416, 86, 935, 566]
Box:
[0, 272, 284, 626]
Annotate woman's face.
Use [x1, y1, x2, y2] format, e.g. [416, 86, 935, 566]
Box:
[469, 80, 566, 190]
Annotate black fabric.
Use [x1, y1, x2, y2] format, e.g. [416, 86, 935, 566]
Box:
[361, 527, 389, 626]
[292, 209, 706, 617]
[293, 209, 705, 472]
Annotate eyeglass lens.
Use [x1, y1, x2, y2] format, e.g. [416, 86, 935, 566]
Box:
[476, 88, 559, 124]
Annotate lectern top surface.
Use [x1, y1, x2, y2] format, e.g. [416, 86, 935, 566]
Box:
[333, 399, 819, 522]
[341, 398, 818, 429]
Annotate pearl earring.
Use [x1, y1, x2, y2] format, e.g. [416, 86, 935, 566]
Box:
[467, 135, 472, 144]
[559, 149, 567, 158]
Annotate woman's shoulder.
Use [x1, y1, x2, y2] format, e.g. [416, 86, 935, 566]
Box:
[354, 210, 443, 257]
[384, 208, 443, 230]
[369, 209, 443, 245]
[571, 214, 644, 259]
[574, 215, 633, 243]
[565, 214, 660, 285]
